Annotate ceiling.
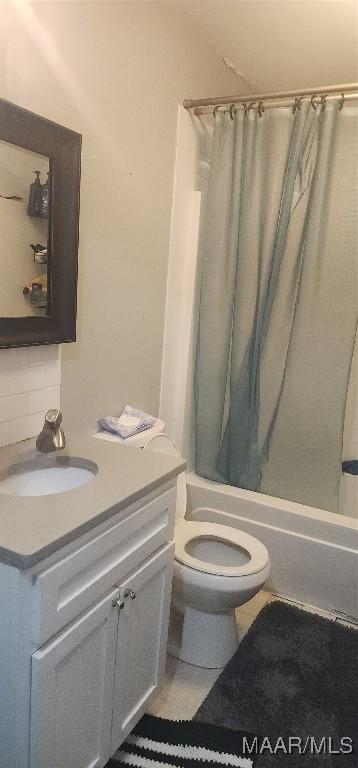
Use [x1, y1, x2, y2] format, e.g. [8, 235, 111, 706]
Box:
[177, 1, 358, 94]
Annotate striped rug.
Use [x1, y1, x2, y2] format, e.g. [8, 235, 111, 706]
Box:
[106, 715, 257, 768]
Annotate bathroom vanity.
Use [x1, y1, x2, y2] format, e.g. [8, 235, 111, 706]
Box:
[0, 434, 185, 768]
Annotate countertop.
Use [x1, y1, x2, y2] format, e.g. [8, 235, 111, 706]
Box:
[0, 433, 185, 570]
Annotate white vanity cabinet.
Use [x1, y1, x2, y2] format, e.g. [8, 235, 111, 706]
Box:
[30, 544, 174, 768]
[30, 586, 120, 768]
[111, 544, 173, 750]
[0, 480, 176, 768]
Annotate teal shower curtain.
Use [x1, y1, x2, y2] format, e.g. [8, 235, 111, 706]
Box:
[194, 99, 358, 512]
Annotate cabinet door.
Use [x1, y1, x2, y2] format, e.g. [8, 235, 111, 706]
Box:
[30, 588, 119, 768]
[111, 543, 174, 751]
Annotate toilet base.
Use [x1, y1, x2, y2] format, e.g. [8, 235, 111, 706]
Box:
[167, 600, 239, 669]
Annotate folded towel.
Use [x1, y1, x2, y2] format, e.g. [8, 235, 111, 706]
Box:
[99, 404, 156, 439]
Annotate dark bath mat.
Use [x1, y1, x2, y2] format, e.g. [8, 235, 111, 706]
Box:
[195, 601, 358, 767]
[107, 713, 258, 767]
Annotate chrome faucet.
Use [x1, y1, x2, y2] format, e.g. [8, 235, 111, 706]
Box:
[36, 409, 65, 453]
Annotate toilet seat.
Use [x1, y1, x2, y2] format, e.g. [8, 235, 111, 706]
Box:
[175, 520, 270, 577]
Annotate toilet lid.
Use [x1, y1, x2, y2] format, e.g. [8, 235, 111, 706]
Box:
[175, 520, 270, 576]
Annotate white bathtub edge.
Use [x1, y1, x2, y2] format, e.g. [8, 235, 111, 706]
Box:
[186, 472, 358, 619]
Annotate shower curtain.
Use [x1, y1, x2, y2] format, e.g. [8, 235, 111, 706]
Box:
[194, 98, 358, 512]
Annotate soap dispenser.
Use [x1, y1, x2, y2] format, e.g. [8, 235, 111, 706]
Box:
[28, 170, 42, 217]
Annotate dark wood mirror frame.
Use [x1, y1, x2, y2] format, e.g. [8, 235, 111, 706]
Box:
[0, 98, 81, 348]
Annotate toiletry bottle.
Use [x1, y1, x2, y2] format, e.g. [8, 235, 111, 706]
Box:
[28, 171, 42, 217]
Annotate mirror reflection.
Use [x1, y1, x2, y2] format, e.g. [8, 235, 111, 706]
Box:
[0, 140, 50, 317]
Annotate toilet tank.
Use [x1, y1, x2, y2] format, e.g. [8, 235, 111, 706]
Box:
[94, 422, 186, 522]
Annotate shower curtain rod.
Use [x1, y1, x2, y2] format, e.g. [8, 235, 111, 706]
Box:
[183, 82, 358, 116]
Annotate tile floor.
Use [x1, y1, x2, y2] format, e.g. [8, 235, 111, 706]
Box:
[147, 589, 271, 720]
[147, 589, 357, 721]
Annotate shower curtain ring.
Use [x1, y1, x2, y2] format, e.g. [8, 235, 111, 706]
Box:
[293, 96, 303, 113]
[242, 103, 248, 116]
[339, 93, 345, 110]
[229, 104, 236, 120]
[310, 95, 318, 110]
[258, 101, 265, 117]
[213, 105, 220, 117]
[320, 95, 326, 109]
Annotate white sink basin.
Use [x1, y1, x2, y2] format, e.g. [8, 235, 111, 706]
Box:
[0, 462, 97, 497]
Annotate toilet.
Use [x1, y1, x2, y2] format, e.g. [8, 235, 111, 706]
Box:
[95, 423, 271, 669]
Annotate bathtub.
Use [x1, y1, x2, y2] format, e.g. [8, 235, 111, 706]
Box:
[186, 472, 358, 620]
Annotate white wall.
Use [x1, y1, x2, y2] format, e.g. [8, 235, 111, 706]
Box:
[180, 0, 358, 92]
[160, 107, 210, 463]
[0, 346, 61, 448]
[0, 1, 237, 439]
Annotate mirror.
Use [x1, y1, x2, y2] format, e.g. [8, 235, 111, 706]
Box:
[0, 141, 50, 317]
[0, 98, 81, 348]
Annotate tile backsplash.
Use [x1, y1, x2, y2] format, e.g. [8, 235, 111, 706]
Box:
[0, 346, 61, 448]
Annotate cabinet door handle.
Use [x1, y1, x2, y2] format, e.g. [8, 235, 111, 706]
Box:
[112, 598, 125, 610]
[124, 589, 136, 600]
